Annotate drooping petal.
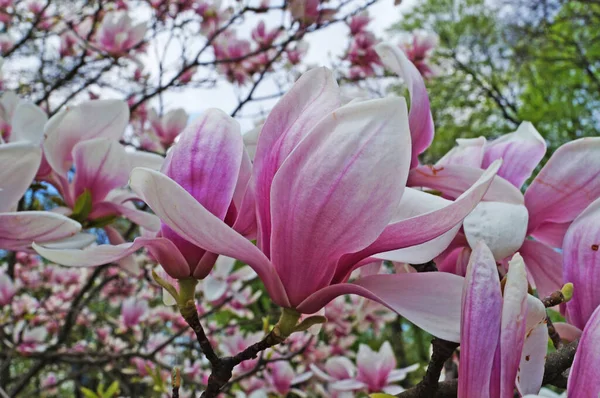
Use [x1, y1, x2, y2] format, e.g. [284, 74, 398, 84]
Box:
[0, 142, 41, 212]
[43, 100, 129, 177]
[437, 137, 486, 168]
[0, 211, 81, 251]
[458, 241, 502, 398]
[129, 167, 289, 306]
[567, 304, 600, 398]
[463, 201, 529, 261]
[270, 96, 410, 306]
[519, 239, 563, 302]
[408, 164, 524, 204]
[551, 322, 581, 342]
[498, 254, 529, 398]
[482, 122, 546, 189]
[39, 233, 97, 249]
[253, 67, 341, 255]
[10, 102, 48, 145]
[525, 137, 600, 234]
[516, 298, 547, 396]
[563, 197, 600, 330]
[296, 272, 464, 342]
[375, 42, 434, 168]
[72, 138, 130, 204]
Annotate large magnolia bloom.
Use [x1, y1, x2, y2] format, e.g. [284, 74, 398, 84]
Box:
[36, 46, 500, 341]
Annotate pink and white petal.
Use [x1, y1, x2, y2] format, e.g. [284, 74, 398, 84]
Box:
[525, 137, 600, 233]
[408, 164, 524, 204]
[297, 272, 464, 342]
[387, 364, 419, 383]
[519, 239, 563, 302]
[516, 322, 548, 396]
[243, 124, 261, 161]
[308, 364, 335, 383]
[90, 201, 161, 232]
[162, 109, 243, 220]
[39, 233, 97, 249]
[270, 97, 410, 306]
[458, 242, 502, 398]
[463, 201, 529, 261]
[375, 42, 434, 168]
[0, 142, 41, 212]
[567, 304, 600, 398]
[563, 197, 600, 330]
[437, 137, 486, 168]
[0, 211, 81, 251]
[499, 254, 529, 398]
[43, 100, 129, 177]
[126, 150, 164, 171]
[325, 357, 356, 380]
[529, 221, 570, 249]
[382, 385, 405, 395]
[231, 149, 257, 238]
[253, 67, 341, 255]
[129, 167, 289, 306]
[330, 379, 367, 391]
[72, 138, 130, 203]
[551, 322, 581, 342]
[11, 102, 48, 145]
[105, 225, 139, 274]
[482, 122, 546, 189]
[202, 274, 228, 302]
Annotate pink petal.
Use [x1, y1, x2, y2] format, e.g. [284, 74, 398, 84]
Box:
[129, 167, 289, 306]
[126, 150, 165, 171]
[43, 100, 129, 177]
[253, 67, 341, 256]
[296, 272, 464, 342]
[437, 137, 486, 168]
[498, 254, 529, 398]
[105, 225, 138, 274]
[516, 298, 548, 396]
[270, 96, 410, 306]
[375, 42, 434, 168]
[482, 122, 546, 189]
[525, 137, 600, 234]
[0, 211, 81, 251]
[72, 138, 130, 204]
[11, 102, 48, 145]
[519, 239, 563, 302]
[408, 164, 524, 204]
[563, 197, 600, 330]
[231, 149, 257, 238]
[552, 322, 581, 342]
[0, 142, 41, 212]
[567, 304, 600, 397]
[528, 221, 570, 249]
[458, 241, 502, 398]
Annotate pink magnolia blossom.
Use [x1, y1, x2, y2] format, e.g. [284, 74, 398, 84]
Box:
[251, 20, 280, 48]
[0, 91, 47, 144]
[289, 0, 335, 26]
[347, 31, 381, 78]
[263, 361, 312, 396]
[400, 30, 439, 78]
[147, 107, 188, 147]
[566, 304, 600, 397]
[195, 0, 232, 36]
[458, 242, 548, 398]
[286, 41, 308, 65]
[201, 255, 256, 303]
[121, 297, 149, 328]
[0, 269, 16, 306]
[411, 126, 600, 299]
[96, 12, 146, 55]
[348, 11, 370, 35]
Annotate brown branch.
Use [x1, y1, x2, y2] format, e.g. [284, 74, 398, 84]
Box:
[413, 338, 459, 398]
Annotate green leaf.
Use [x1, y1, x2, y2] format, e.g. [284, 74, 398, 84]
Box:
[80, 387, 100, 398]
[72, 189, 93, 222]
[370, 394, 397, 398]
[103, 381, 120, 398]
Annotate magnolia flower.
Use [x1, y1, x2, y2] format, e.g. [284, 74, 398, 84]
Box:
[251, 20, 280, 48]
[399, 30, 439, 78]
[0, 92, 47, 144]
[201, 255, 256, 302]
[458, 242, 548, 397]
[311, 356, 357, 397]
[566, 304, 600, 397]
[348, 11, 370, 35]
[121, 297, 148, 328]
[0, 269, 16, 305]
[412, 125, 600, 298]
[263, 361, 312, 397]
[147, 107, 188, 147]
[96, 12, 146, 55]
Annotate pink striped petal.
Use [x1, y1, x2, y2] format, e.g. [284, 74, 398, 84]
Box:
[520, 239, 563, 302]
[408, 164, 524, 204]
[253, 67, 341, 255]
[0, 142, 41, 212]
[498, 254, 529, 398]
[129, 167, 289, 306]
[458, 242, 502, 398]
[525, 137, 600, 234]
[563, 197, 600, 330]
[231, 148, 257, 238]
[296, 272, 464, 342]
[43, 100, 129, 177]
[567, 304, 600, 398]
[270, 96, 410, 306]
[72, 138, 130, 204]
[437, 137, 486, 168]
[0, 211, 81, 251]
[375, 43, 434, 169]
[482, 122, 546, 189]
[529, 221, 570, 249]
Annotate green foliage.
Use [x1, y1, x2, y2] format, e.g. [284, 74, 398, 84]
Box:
[80, 381, 120, 398]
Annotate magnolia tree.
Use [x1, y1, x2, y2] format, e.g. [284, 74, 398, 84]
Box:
[1, 0, 600, 397]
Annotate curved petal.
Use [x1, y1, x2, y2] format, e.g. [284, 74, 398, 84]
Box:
[253, 67, 341, 255]
[375, 42, 434, 168]
[408, 164, 524, 204]
[529, 221, 570, 249]
[11, 102, 48, 145]
[567, 304, 600, 398]
[437, 137, 486, 168]
[516, 322, 548, 396]
[482, 122, 546, 189]
[0, 142, 41, 212]
[43, 100, 129, 177]
[0, 211, 81, 251]
[296, 272, 464, 342]
[105, 225, 138, 274]
[552, 322, 582, 342]
[520, 239, 563, 302]
[90, 200, 161, 232]
[129, 167, 289, 306]
[458, 241, 502, 398]
[563, 197, 600, 330]
[525, 137, 600, 233]
[270, 96, 410, 306]
[39, 233, 97, 249]
[126, 150, 164, 171]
